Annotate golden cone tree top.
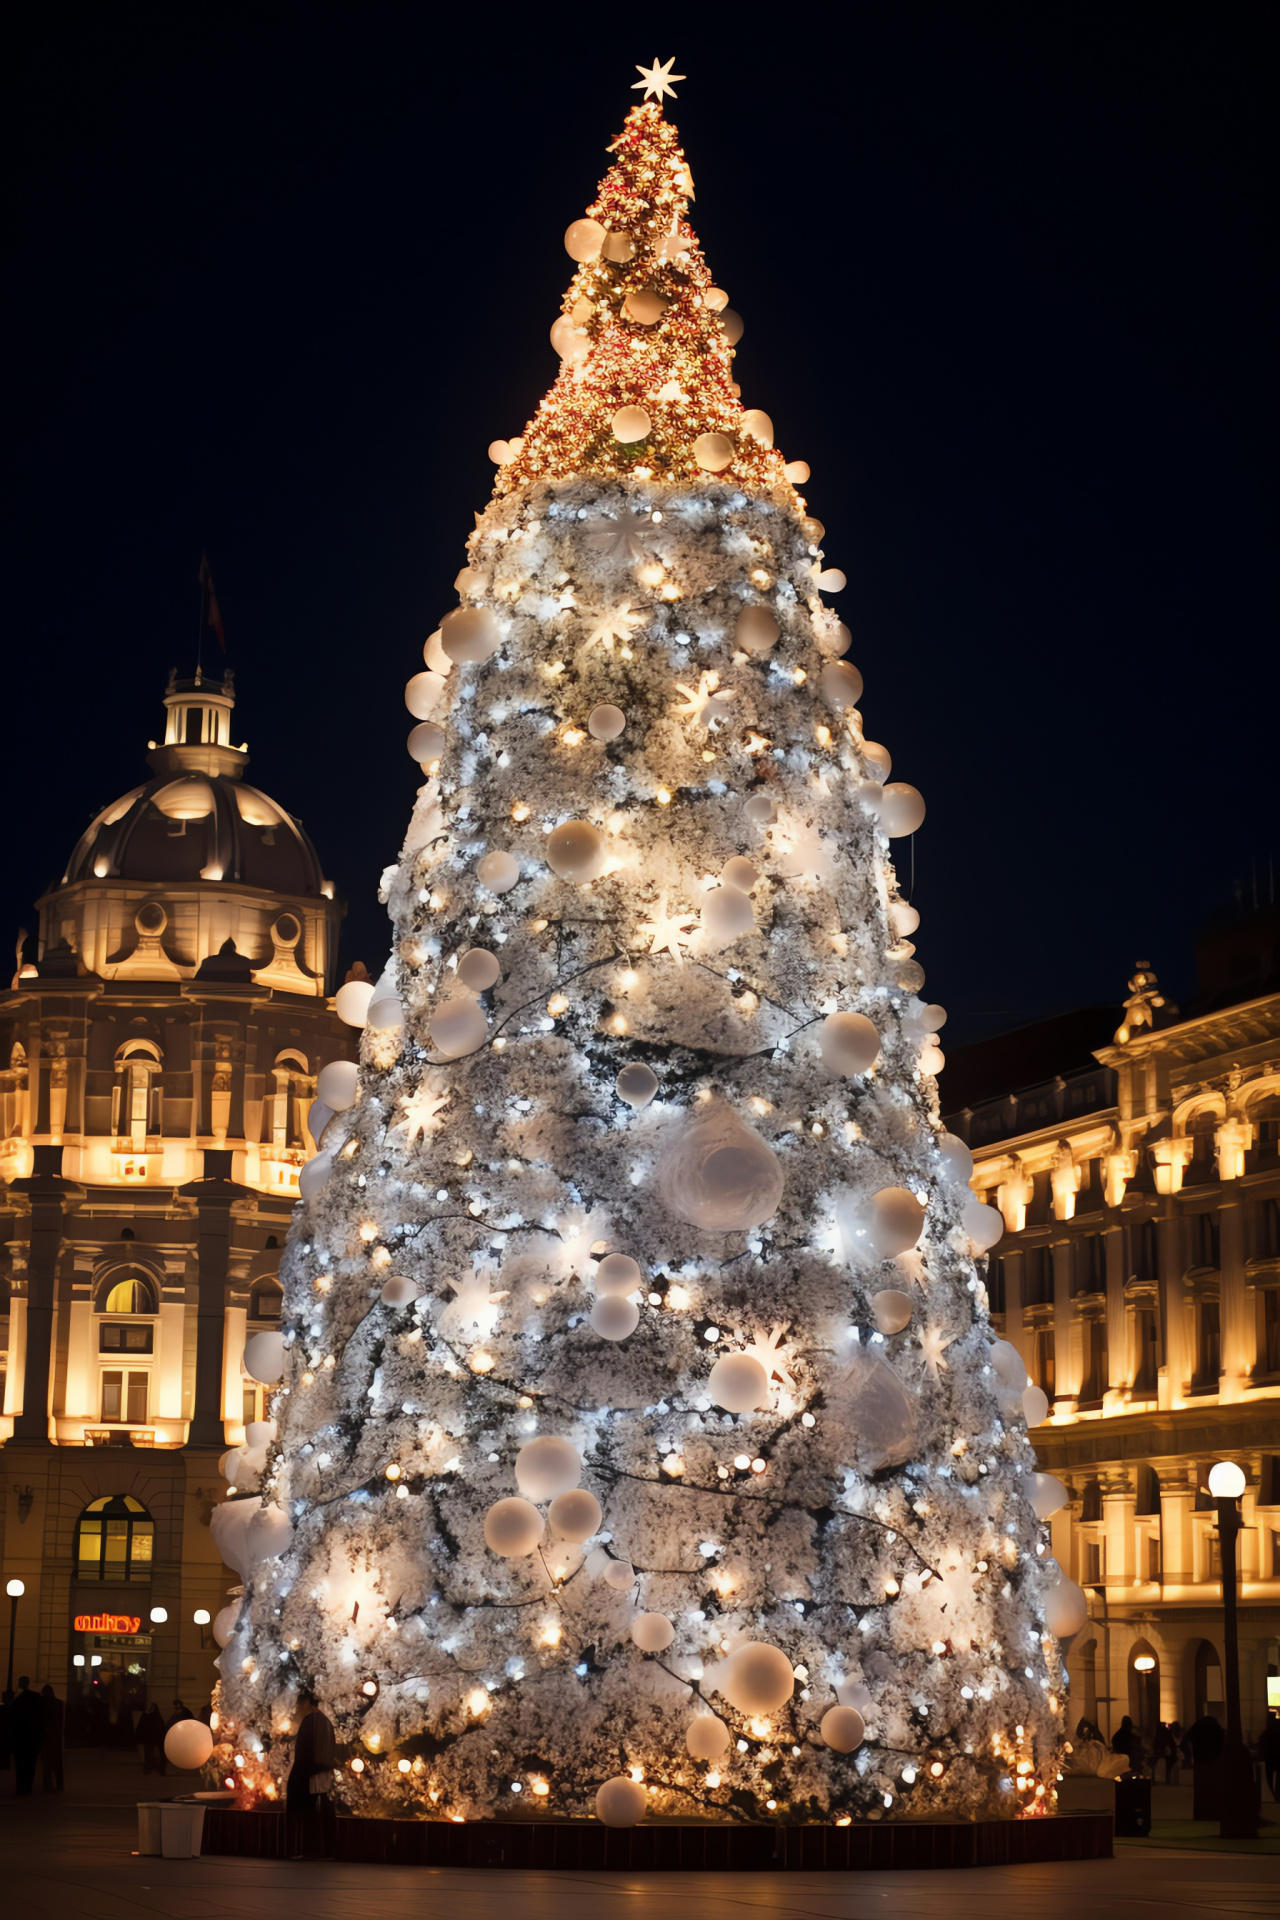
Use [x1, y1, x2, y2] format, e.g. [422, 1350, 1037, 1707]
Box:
[493, 102, 800, 501]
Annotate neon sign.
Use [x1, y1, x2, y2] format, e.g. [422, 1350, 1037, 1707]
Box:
[74, 1613, 141, 1634]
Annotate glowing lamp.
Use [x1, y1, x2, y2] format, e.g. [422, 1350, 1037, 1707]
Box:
[193, 1608, 211, 1626]
[1132, 1654, 1156, 1672]
[149, 1606, 168, 1624]
[6, 1579, 24, 1598]
[1208, 1460, 1246, 1500]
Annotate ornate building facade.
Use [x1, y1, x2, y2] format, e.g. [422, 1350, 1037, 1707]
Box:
[946, 911, 1280, 1745]
[0, 669, 355, 1719]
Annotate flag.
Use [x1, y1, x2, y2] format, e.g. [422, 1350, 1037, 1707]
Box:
[198, 552, 227, 652]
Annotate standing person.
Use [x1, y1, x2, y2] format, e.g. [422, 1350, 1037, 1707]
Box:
[1258, 1711, 1280, 1802]
[9, 1677, 45, 1797]
[0, 1689, 13, 1774]
[39, 1686, 64, 1792]
[139, 1701, 167, 1776]
[1164, 1721, 1183, 1786]
[166, 1698, 193, 1729]
[286, 1689, 337, 1861]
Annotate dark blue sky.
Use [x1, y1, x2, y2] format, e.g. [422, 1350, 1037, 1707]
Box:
[7, 5, 1274, 1043]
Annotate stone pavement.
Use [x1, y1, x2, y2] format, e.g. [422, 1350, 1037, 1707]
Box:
[1, 1750, 1277, 1920]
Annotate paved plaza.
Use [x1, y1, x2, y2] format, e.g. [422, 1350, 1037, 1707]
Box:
[1, 1752, 1277, 1920]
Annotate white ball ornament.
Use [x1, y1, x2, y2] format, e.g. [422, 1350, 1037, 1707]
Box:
[164, 1721, 215, 1771]
[212, 1601, 241, 1649]
[819, 660, 864, 709]
[484, 1498, 545, 1557]
[440, 607, 500, 665]
[243, 1331, 285, 1383]
[1045, 1573, 1088, 1637]
[550, 316, 588, 360]
[735, 606, 780, 655]
[721, 857, 759, 891]
[1029, 1472, 1069, 1521]
[546, 819, 605, 881]
[423, 629, 451, 675]
[595, 1253, 642, 1296]
[872, 1289, 914, 1335]
[1022, 1383, 1050, 1426]
[306, 1096, 333, 1145]
[739, 408, 774, 446]
[595, 1777, 646, 1827]
[693, 432, 734, 472]
[708, 1352, 769, 1414]
[631, 1612, 675, 1653]
[990, 1338, 1028, 1392]
[615, 1064, 658, 1108]
[719, 309, 744, 346]
[246, 1503, 292, 1565]
[429, 998, 488, 1058]
[936, 1130, 973, 1181]
[784, 459, 810, 484]
[588, 704, 625, 741]
[477, 850, 520, 893]
[720, 1642, 795, 1714]
[870, 1186, 926, 1258]
[603, 1559, 635, 1591]
[877, 783, 926, 837]
[405, 670, 447, 720]
[862, 741, 892, 778]
[298, 1149, 334, 1201]
[602, 230, 635, 262]
[367, 995, 404, 1031]
[549, 1488, 602, 1541]
[380, 1274, 421, 1307]
[590, 1295, 640, 1341]
[245, 1421, 274, 1450]
[742, 792, 776, 825]
[686, 1715, 731, 1760]
[458, 947, 501, 991]
[612, 405, 651, 442]
[701, 887, 754, 942]
[317, 1059, 358, 1111]
[659, 1106, 784, 1231]
[335, 980, 374, 1027]
[820, 1705, 866, 1753]
[814, 617, 851, 659]
[488, 439, 515, 465]
[407, 720, 445, 766]
[961, 1196, 1004, 1251]
[564, 217, 605, 261]
[515, 1436, 582, 1502]
[624, 287, 667, 325]
[818, 1011, 880, 1076]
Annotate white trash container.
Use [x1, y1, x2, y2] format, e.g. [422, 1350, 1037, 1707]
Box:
[137, 1802, 166, 1855]
[161, 1801, 207, 1858]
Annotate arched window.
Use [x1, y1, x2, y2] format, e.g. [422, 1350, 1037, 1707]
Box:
[75, 1494, 154, 1583]
[113, 1039, 162, 1151]
[98, 1269, 158, 1315]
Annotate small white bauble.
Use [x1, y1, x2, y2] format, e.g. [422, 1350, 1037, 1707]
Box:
[820, 1705, 865, 1753]
[819, 660, 864, 709]
[616, 1063, 659, 1109]
[298, 1149, 333, 1201]
[458, 947, 501, 991]
[212, 1600, 241, 1649]
[739, 408, 774, 447]
[1044, 1574, 1087, 1637]
[721, 857, 759, 891]
[488, 438, 515, 464]
[440, 607, 500, 665]
[164, 1721, 215, 1770]
[429, 998, 488, 1059]
[306, 1097, 333, 1146]
[1022, 1383, 1050, 1426]
[1029, 1472, 1068, 1521]
[719, 309, 744, 345]
[588, 703, 625, 741]
[961, 1196, 1004, 1251]
[335, 980, 374, 1027]
[405, 669, 447, 719]
[603, 1559, 635, 1591]
[862, 741, 892, 778]
[550, 315, 587, 359]
[888, 899, 918, 938]
[408, 720, 445, 765]
[735, 605, 780, 655]
[243, 1331, 285, 1384]
[590, 1295, 640, 1340]
[871, 1289, 914, 1336]
[815, 567, 847, 592]
[423, 628, 451, 674]
[686, 1715, 730, 1759]
[317, 1059, 359, 1111]
[602, 230, 635, 262]
[631, 1612, 675, 1653]
[784, 459, 810, 483]
[701, 888, 754, 942]
[719, 1642, 795, 1714]
[515, 1435, 582, 1502]
[595, 1776, 647, 1827]
[877, 782, 926, 837]
[476, 850, 520, 893]
[708, 1351, 769, 1414]
[612, 405, 651, 442]
[818, 1011, 880, 1076]
[989, 1338, 1028, 1392]
[484, 1497, 545, 1557]
[624, 287, 667, 325]
[367, 995, 404, 1031]
[564, 217, 605, 261]
[546, 819, 605, 881]
[693, 432, 734, 472]
[921, 1003, 947, 1033]
[814, 616, 851, 658]
[549, 1488, 602, 1541]
[936, 1130, 973, 1181]
[870, 1186, 926, 1258]
[596, 1253, 643, 1296]
[246, 1420, 274, 1449]
[742, 792, 776, 824]
[380, 1274, 421, 1307]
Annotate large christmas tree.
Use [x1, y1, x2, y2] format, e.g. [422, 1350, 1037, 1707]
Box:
[213, 60, 1082, 1828]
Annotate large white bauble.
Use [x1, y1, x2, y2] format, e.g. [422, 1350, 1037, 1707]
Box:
[588, 703, 626, 741]
[631, 1612, 675, 1653]
[549, 1488, 602, 1541]
[595, 1777, 647, 1827]
[878, 783, 926, 837]
[616, 1063, 659, 1109]
[1045, 1573, 1088, 1637]
[246, 1503, 292, 1565]
[820, 1705, 866, 1752]
[380, 1274, 421, 1307]
[735, 605, 780, 654]
[990, 1338, 1028, 1392]
[708, 1352, 769, 1413]
[429, 998, 488, 1058]
[243, 1331, 285, 1384]
[546, 819, 605, 881]
[217, 1447, 241, 1482]
[701, 887, 754, 942]
[1029, 1472, 1069, 1521]
[306, 1097, 333, 1146]
[590, 1295, 639, 1341]
[164, 1720, 214, 1770]
[888, 900, 918, 939]
[602, 230, 635, 262]
[819, 660, 864, 709]
[477, 850, 520, 893]
[739, 408, 774, 447]
[961, 1196, 1004, 1251]
[564, 217, 605, 260]
[298, 1149, 333, 1201]
[693, 432, 734, 472]
[624, 287, 667, 325]
[870, 1186, 926, 1258]
[719, 1642, 795, 1714]
[784, 459, 811, 484]
[659, 1105, 784, 1231]
[937, 1130, 973, 1181]
[686, 1715, 731, 1759]
[612, 405, 651, 442]
[366, 995, 404, 1031]
[814, 616, 851, 659]
[515, 1436, 582, 1502]
[818, 1011, 880, 1076]
[596, 1253, 642, 1296]
[550, 316, 588, 360]
[719, 309, 744, 345]
[921, 1003, 947, 1033]
[440, 607, 500, 665]
[603, 1559, 635, 1591]
[721, 857, 759, 891]
[209, 1498, 256, 1578]
[317, 1059, 358, 1111]
[212, 1600, 241, 1649]
[872, 1289, 914, 1335]
[423, 628, 451, 674]
[862, 741, 892, 778]
[1022, 1383, 1050, 1426]
[405, 669, 447, 720]
[457, 947, 501, 990]
[245, 1420, 275, 1450]
[408, 721, 446, 766]
[484, 1497, 544, 1557]
[335, 980, 374, 1027]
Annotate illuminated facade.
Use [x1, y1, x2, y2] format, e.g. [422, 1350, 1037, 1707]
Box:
[946, 914, 1280, 1745]
[0, 669, 354, 1713]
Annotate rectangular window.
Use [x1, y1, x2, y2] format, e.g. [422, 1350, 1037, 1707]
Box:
[1133, 1306, 1159, 1394]
[1196, 1299, 1221, 1386]
[77, 1518, 102, 1577]
[1024, 1247, 1053, 1307]
[1146, 1535, 1162, 1582]
[129, 1524, 153, 1570]
[242, 1385, 260, 1426]
[987, 1258, 1006, 1316]
[99, 1323, 153, 1353]
[100, 1371, 122, 1422]
[1258, 1199, 1280, 1259]
[1207, 1533, 1222, 1581]
[1262, 1292, 1280, 1374]
[1033, 1327, 1055, 1398]
[1080, 1318, 1108, 1402]
[104, 1518, 129, 1573]
[1189, 1212, 1221, 1271]
[126, 1371, 149, 1424]
[1083, 1540, 1103, 1584]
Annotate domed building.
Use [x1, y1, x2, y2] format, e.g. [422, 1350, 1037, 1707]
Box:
[0, 667, 357, 1725]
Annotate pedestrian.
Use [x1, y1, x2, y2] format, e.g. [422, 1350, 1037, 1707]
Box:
[39, 1685, 64, 1792]
[1186, 1713, 1225, 1767]
[139, 1701, 167, 1776]
[1112, 1714, 1146, 1771]
[286, 1688, 337, 1861]
[1075, 1715, 1102, 1746]
[0, 1688, 13, 1772]
[9, 1677, 45, 1797]
[166, 1698, 193, 1729]
[1258, 1711, 1280, 1801]
[1162, 1721, 1183, 1785]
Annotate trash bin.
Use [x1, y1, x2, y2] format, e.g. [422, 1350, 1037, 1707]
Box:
[1114, 1770, 1152, 1837]
[137, 1803, 166, 1855]
[136, 1799, 207, 1858]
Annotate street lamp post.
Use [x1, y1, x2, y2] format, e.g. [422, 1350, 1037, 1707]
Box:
[1208, 1460, 1257, 1841]
[5, 1578, 23, 1694]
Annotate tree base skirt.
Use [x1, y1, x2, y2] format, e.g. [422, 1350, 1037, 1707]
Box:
[201, 1806, 1112, 1871]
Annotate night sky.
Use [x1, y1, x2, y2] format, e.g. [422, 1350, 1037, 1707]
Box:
[8, 7, 1274, 1045]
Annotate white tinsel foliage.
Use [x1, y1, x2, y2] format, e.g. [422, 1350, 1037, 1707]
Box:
[216, 476, 1065, 1825]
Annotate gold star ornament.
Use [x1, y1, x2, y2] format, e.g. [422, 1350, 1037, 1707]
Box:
[633, 57, 685, 104]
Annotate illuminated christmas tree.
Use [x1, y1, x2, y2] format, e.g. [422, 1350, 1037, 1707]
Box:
[213, 60, 1081, 1828]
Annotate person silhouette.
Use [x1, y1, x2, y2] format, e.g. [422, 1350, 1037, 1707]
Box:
[10, 1678, 45, 1796]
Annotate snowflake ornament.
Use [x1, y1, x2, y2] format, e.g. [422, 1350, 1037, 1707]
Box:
[587, 600, 646, 652]
[636, 888, 698, 965]
[918, 1322, 956, 1382]
[742, 1321, 797, 1394]
[438, 1266, 509, 1342]
[392, 1076, 451, 1146]
[632, 57, 685, 104]
[673, 672, 734, 728]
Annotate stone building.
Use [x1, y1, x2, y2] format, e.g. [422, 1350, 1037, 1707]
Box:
[945, 907, 1280, 1745]
[0, 668, 355, 1722]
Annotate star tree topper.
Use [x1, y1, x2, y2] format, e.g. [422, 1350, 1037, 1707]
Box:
[633, 57, 685, 104]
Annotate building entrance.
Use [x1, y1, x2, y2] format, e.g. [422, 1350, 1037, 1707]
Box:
[70, 1622, 152, 1742]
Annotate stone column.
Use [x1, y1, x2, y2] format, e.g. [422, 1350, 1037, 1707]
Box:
[180, 1157, 243, 1448]
[1157, 1206, 1187, 1405]
[9, 1147, 83, 1446]
[1217, 1196, 1248, 1400]
[1052, 1236, 1075, 1404]
[1105, 1223, 1127, 1394]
